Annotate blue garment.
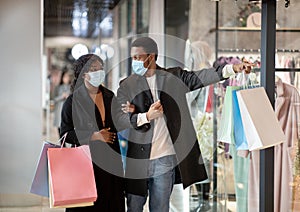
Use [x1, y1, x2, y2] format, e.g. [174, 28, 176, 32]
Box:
[126, 155, 176, 212]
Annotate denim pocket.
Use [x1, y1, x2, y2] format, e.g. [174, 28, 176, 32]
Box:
[157, 155, 175, 168]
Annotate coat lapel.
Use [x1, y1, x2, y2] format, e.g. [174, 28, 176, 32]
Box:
[102, 87, 113, 128]
[156, 70, 166, 99]
[74, 84, 104, 129]
[137, 75, 154, 103]
[133, 69, 167, 104]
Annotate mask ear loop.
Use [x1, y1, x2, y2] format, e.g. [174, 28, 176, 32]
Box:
[144, 55, 152, 69]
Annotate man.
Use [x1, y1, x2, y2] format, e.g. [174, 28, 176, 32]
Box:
[113, 37, 252, 212]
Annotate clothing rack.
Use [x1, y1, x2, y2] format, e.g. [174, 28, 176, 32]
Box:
[252, 68, 300, 72]
[218, 48, 300, 53]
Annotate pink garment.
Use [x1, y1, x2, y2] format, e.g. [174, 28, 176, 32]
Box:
[248, 150, 260, 212]
[247, 79, 300, 212]
[274, 79, 300, 212]
[294, 72, 300, 91]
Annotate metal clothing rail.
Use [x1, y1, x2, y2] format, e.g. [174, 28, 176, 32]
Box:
[218, 48, 300, 53]
[252, 68, 300, 72]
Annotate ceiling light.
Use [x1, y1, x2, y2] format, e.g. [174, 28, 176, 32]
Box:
[71, 44, 89, 60]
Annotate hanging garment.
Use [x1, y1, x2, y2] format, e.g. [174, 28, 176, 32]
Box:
[294, 72, 300, 91]
[274, 79, 300, 212]
[229, 144, 250, 212]
[247, 78, 300, 212]
[247, 150, 260, 212]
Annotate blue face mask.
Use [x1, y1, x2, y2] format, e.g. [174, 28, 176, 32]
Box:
[132, 56, 150, 76]
[87, 70, 105, 87]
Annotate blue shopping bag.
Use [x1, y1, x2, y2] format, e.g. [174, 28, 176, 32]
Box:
[232, 90, 249, 150]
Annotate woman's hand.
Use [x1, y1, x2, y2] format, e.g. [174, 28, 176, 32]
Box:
[91, 128, 116, 144]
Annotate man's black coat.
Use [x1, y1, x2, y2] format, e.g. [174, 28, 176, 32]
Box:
[113, 64, 226, 196]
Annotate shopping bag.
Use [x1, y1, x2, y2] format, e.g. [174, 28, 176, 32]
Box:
[236, 87, 286, 151]
[47, 145, 97, 208]
[217, 86, 240, 143]
[232, 90, 248, 150]
[30, 141, 60, 197]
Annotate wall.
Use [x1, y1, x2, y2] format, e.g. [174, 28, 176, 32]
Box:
[0, 0, 43, 207]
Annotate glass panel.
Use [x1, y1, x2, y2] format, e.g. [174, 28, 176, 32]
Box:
[137, 0, 150, 33]
[186, 1, 300, 212]
[119, 1, 128, 37]
[128, 0, 137, 33]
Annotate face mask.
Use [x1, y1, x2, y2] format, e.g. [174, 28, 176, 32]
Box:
[87, 70, 105, 87]
[132, 56, 150, 76]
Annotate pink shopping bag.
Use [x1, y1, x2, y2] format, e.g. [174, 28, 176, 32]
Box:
[47, 145, 97, 208]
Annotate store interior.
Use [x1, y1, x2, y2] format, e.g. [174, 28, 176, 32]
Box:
[0, 0, 299, 211]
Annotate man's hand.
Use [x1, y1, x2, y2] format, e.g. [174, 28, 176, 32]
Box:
[146, 100, 163, 121]
[233, 61, 255, 74]
[121, 101, 135, 113]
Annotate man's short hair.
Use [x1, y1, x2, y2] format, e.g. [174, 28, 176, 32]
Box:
[131, 37, 158, 60]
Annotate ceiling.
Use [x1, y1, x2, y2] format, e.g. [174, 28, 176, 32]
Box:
[44, 0, 120, 38]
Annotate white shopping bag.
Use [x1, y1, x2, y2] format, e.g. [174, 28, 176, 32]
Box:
[236, 87, 286, 151]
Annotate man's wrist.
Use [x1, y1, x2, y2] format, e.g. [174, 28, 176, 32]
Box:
[137, 113, 150, 127]
[222, 64, 236, 78]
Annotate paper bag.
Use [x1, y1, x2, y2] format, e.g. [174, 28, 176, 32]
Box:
[236, 87, 285, 151]
[30, 141, 60, 197]
[232, 90, 248, 150]
[47, 145, 97, 208]
[218, 86, 240, 143]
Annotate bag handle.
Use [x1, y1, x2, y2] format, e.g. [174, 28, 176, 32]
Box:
[236, 70, 248, 89]
[58, 132, 77, 148]
[58, 132, 67, 148]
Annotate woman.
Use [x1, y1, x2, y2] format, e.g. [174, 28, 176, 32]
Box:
[53, 69, 71, 136]
[60, 54, 125, 212]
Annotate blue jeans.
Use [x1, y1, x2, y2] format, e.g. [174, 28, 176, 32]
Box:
[126, 155, 176, 212]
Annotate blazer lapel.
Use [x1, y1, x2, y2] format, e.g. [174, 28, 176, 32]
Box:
[137, 75, 154, 103]
[102, 87, 113, 128]
[74, 84, 103, 129]
[156, 70, 166, 99]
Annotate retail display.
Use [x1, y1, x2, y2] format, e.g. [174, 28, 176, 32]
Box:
[214, 1, 300, 211]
